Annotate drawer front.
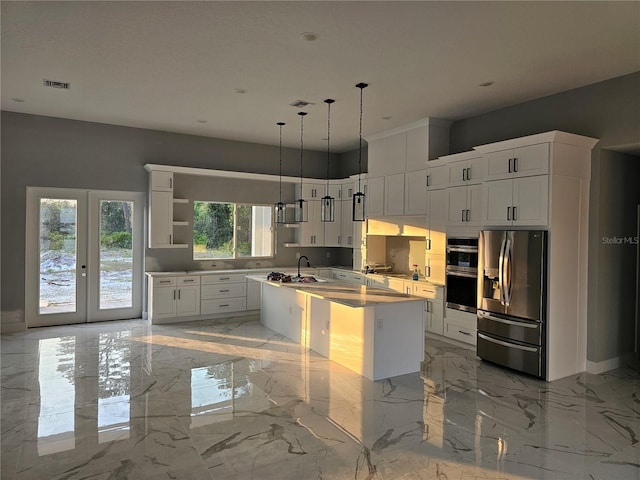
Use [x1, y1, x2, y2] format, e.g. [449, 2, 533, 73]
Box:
[445, 323, 477, 345]
[445, 308, 477, 330]
[177, 276, 200, 286]
[412, 283, 439, 298]
[201, 273, 246, 284]
[477, 333, 544, 378]
[201, 298, 247, 315]
[201, 282, 246, 300]
[152, 276, 176, 287]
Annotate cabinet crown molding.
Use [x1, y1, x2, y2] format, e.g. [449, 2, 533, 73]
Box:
[473, 131, 599, 153]
[365, 117, 452, 143]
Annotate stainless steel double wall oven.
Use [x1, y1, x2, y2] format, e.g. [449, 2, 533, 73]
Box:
[446, 237, 479, 313]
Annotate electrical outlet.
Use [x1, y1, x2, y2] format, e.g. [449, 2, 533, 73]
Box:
[296, 252, 301, 259]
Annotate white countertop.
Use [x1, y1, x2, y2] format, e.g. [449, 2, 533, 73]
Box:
[248, 274, 424, 308]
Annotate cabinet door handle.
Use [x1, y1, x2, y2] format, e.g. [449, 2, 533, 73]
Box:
[169, 177, 173, 189]
[458, 330, 472, 337]
[507, 206, 511, 221]
[513, 206, 517, 220]
[183, 279, 195, 283]
[219, 289, 230, 293]
[508, 158, 512, 173]
[173, 289, 176, 300]
[178, 289, 181, 300]
[462, 168, 467, 182]
[169, 234, 172, 244]
[426, 238, 431, 250]
[465, 209, 470, 222]
[466, 167, 471, 181]
[426, 175, 430, 187]
[426, 300, 432, 313]
[219, 304, 230, 308]
[461, 210, 465, 222]
[159, 280, 171, 284]
[513, 157, 518, 172]
[425, 266, 431, 277]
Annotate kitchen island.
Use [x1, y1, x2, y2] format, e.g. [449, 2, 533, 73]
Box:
[249, 275, 425, 381]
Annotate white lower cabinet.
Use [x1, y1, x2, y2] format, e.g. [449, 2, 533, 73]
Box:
[201, 273, 247, 315]
[246, 279, 261, 310]
[444, 308, 477, 346]
[150, 276, 200, 320]
[410, 283, 444, 336]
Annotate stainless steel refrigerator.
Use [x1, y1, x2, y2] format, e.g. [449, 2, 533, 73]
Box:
[477, 230, 547, 378]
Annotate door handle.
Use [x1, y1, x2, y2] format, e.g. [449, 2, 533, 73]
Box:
[462, 168, 466, 182]
[508, 158, 512, 173]
[465, 209, 470, 222]
[81, 265, 87, 277]
[507, 206, 511, 221]
[513, 206, 517, 220]
[426, 175, 430, 187]
[513, 158, 518, 172]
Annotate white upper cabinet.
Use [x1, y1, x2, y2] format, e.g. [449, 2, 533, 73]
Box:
[365, 176, 384, 217]
[482, 142, 550, 181]
[366, 118, 451, 177]
[444, 152, 486, 187]
[484, 175, 549, 227]
[447, 184, 483, 226]
[384, 173, 406, 215]
[367, 133, 407, 176]
[425, 162, 448, 191]
[300, 182, 326, 199]
[404, 169, 428, 215]
[150, 171, 173, 192]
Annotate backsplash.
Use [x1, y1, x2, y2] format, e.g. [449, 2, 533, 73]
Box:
[385, 236, 426, 274]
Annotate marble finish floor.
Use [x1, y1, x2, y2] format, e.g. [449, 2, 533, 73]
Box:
[1, 316, 639, 479]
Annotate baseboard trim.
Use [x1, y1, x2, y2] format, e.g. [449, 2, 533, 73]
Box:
[586, 356, 627, 374]
[1, 310, 27, 334]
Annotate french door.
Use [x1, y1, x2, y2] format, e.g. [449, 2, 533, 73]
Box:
[26, 188, 145, 327]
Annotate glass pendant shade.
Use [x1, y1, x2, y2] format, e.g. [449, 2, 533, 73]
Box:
[321, 195, 335, 222]
[352, 191, 365, 222]
[275, 201, 286, 224]
[294, 198, 308, 223]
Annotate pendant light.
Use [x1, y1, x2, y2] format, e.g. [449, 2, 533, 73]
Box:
[321, 99, 335, 222]
[353, 83, 368, 222]
[294, 111, 308, 223]
[274, 122, 287, 224]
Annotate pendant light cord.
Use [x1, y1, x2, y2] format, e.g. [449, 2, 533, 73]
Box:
[298, 112, 306, 193]
[277, 122, 284, 204]
[326, 100, 332, 192]
[357, 84, 366, 192]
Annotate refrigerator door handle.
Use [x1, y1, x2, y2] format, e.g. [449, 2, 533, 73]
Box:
[504, 237, 513, 306]
[480, 313, 538, 328]
[498, 235, 507, 305]
[478, 333, 538, 353]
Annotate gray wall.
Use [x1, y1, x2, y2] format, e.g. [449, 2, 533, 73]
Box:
[1, 112, 356, 328]
[450, 71, 640, 364]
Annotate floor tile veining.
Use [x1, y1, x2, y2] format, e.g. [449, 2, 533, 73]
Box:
[2, 317, 639, 479]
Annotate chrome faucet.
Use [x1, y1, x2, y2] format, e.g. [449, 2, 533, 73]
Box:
[297, 255, 310, 278]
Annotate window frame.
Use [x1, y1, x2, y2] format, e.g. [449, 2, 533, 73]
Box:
[192, 200, 275, 261]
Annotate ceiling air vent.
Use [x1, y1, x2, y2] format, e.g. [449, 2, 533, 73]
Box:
[43, 79, 70, 89]
[290, 100, 314, 108]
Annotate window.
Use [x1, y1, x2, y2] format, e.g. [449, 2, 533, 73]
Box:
[193, 201, 273, 260]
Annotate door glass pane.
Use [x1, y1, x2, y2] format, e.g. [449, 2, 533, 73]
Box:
[99, 200, 134, 310]
[39, 199, 77, 314]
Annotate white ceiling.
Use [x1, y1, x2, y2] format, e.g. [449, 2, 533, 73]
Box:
[2, 1, 639, 152]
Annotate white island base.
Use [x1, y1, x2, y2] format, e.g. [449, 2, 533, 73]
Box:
[259, 281, 424, 381]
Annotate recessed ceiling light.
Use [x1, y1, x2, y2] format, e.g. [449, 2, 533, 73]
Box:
[234, 88, 247, 94]
[12, 98, 25, 103]
[382, 116, 392, 120]
[300, 32, 319, 41]
[479, 81, 494, 87]
[197, 119, 207, 124]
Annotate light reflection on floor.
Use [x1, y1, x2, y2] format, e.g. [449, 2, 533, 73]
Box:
[1, 316, 639, 479]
